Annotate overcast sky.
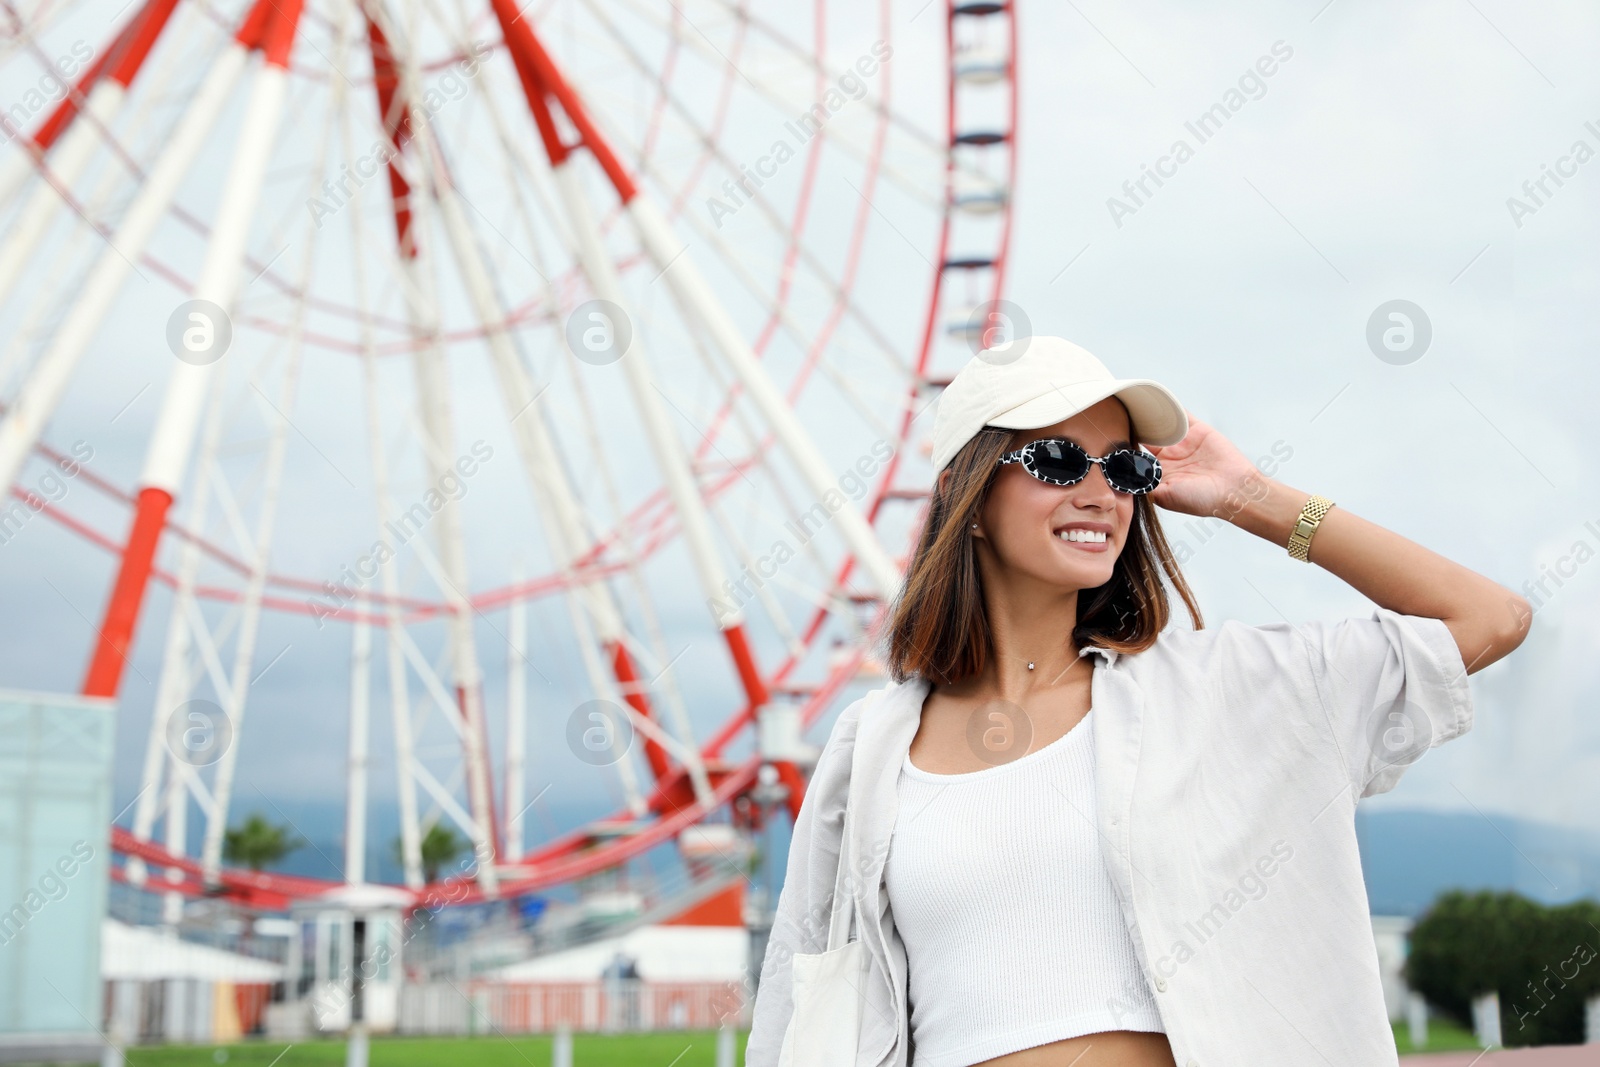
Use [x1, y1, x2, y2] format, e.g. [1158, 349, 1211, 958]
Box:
[995, 0, 1599, 843]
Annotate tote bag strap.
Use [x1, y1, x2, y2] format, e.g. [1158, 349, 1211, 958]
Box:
[827, 689, 886, 953]
[824, 776, 858, 952]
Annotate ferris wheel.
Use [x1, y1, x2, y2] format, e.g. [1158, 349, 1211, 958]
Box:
[0, 0, 1018, 909]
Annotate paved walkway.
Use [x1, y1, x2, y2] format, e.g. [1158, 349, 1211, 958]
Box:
[1401, 1046, 1599, 1065]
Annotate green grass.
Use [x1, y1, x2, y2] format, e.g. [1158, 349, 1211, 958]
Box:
[114, 1033, 749, 1067]
[32, 1019, 1485, 1067]
[1392, 1015, 1483, 1055]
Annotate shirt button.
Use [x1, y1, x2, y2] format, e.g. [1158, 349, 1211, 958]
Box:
[1187, 1060, 1199, 1067]
[1155, 976, 1167, 992]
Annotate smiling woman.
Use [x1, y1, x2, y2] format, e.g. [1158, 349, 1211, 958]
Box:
[746, 335, 1532, 1067]
[884, 409, 1201, 686]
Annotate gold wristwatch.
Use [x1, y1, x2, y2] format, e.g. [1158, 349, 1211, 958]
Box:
[1286, 494, 1335, 562]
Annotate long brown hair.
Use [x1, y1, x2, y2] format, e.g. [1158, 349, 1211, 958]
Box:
[883, 426, 1204, 684]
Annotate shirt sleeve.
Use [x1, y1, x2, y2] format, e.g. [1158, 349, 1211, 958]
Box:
[1294, 606, 1475, 797]
[744, 694, 865, 1067]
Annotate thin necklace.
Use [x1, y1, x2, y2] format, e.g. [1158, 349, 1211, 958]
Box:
[1019, 651, 1080, 684]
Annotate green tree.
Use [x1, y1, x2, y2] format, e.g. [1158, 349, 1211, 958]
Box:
[394, 824, 469, 883]
[221, 813, 303, 871]
[1407, 889, 1600, 1047]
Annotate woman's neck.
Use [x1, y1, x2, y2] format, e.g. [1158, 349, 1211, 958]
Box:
[961, 581, 1084, 701]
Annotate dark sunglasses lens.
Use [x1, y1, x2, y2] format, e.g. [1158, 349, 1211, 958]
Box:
[1029, 440, 1090, 484]
[1106, 450, 1160, 493]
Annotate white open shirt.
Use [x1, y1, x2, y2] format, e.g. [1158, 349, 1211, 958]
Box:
[745, 606, 1474, 1067]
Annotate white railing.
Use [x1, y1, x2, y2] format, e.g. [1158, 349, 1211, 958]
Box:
[397, 979, 746, 1035]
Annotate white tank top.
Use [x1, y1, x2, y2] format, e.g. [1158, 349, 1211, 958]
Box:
[885, 707, 1165, 1067]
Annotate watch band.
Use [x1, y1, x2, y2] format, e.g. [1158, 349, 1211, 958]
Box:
[1286, 494, 1336, 562]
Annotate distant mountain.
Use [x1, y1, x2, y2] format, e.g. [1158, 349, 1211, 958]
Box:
[1357, 808, 1600, 917]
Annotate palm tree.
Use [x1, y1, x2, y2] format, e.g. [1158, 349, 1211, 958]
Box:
[222, 813, 303, 871]
[394, 824, 468, 883]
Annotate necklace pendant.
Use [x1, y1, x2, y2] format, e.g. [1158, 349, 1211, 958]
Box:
[1027, 662, 1035, 671]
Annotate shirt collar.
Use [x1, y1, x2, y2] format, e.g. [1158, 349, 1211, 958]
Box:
[1079, 642, 1120, 667]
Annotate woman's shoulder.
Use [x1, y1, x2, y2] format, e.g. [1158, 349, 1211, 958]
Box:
[1139, 610, 1426, 685]
[1137, 615, 1314, 674]
[817, 679, 900, 751]
[807, 678, 921, 777]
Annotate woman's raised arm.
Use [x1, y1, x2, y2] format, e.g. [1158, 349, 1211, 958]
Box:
[1230, 478, 1530, 674]
[1146, 409, 1532, 675]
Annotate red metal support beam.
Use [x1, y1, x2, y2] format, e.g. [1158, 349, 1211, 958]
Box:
[78, 0, 304, 700]
[363, 11, 418, 259]
[29, 0, 183, 153]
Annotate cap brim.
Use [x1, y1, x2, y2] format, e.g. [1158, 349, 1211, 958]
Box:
[988, 379, 1188, 447]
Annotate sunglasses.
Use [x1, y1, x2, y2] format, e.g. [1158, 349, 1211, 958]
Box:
[996, 437, 1162, 495]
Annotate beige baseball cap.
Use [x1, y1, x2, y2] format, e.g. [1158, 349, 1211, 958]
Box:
[930, 336, 1189, 474]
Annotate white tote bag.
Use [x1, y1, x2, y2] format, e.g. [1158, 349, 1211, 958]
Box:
[777, 796, 871, 1067]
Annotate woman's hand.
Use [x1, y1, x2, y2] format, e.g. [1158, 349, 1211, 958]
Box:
[1145, 409, 1266, 519]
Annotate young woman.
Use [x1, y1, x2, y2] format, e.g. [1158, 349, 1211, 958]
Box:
[745, 336, 1531, 1067]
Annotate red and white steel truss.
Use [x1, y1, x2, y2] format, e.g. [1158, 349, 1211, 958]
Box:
[0, 0, 1018, 910]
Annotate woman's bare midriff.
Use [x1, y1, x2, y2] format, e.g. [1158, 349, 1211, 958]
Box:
[972, 1030, 1177, 1066]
